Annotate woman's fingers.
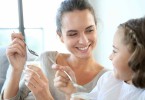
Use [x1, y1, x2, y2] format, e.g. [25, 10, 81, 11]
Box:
[24, 65, 49, 89]
[26, 65, 48, 82]
[24, 79, 43, 95]
[52, 64, 77, 94]
[54, 70, 70, 87]
[52, 64, 76, 85]
[7, 44, 23, 57]
[63, 66, 76, 82]
[12, 37, 26, 50]
[11, 32, 24, 41]
[7, 33, 26, 57]
[52, 64, 64, 70]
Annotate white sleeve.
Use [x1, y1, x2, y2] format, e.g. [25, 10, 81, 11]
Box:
[87, 72, 109, 100]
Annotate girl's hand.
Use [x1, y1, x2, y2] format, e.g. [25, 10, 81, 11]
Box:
[52, 64, 77, 96]
[24, 65, 53, 100]
[6, 32, 26, 72]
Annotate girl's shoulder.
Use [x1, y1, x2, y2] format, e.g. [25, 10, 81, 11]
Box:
[98, 71, 120, 84]
[99, 71, 113, 80]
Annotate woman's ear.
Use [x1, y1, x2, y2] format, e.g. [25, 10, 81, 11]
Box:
[57, 31, 64, 43]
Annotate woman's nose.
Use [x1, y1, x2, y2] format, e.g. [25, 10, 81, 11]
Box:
[78, 34, 89, 45]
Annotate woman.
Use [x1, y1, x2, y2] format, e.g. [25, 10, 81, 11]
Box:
[1, 0, 108, 100]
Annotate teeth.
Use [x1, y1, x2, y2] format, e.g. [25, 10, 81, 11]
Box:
[78, 46, 88, 50]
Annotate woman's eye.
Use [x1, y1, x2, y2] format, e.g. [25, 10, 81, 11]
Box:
[86, 29, 94, 33]
[68, 33, 77, 36]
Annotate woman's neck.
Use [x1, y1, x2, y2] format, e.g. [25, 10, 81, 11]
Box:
[67, 55, 98, 70]
[57, 53, 102, 71]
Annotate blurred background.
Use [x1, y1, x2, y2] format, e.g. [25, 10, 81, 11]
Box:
[0, 0, 145, 69]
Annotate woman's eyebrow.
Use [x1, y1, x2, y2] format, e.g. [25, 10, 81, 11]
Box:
[85, 25, 94, 30]
[66, 25, 94, 33]
[67, 30, 78, 33]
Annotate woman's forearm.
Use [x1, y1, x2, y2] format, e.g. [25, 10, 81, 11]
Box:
[3, 69, 22, 99]
[65, 94, 71, 100]
[35, 90, 54, 100]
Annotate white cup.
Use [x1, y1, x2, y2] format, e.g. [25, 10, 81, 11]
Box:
[25, 58, 41, 78]
[71, 92, 94, 100]
[26, 56, 41, 68]
[26, 60, 41, 68]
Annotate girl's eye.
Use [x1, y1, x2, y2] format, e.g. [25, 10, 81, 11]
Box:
[113, 50, 117, 53]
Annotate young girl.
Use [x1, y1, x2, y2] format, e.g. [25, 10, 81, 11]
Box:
[86, 16, 145, 100]
[54, 16, 145, 100]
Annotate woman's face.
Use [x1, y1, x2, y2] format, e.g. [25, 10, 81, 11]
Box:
[109, 28, 133, 82]
[59, 9, 97, 59]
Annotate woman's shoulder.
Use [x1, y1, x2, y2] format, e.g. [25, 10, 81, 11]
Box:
[41, 51, 58, 58]
[41, 51, 70, 58]
[40, 51, 70, 65]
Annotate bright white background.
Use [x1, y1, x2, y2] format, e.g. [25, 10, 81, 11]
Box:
[0, 0, 145, 69]
[90, 0, 145, 69]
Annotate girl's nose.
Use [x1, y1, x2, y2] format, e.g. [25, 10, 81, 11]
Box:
[109, 54, 113, 61]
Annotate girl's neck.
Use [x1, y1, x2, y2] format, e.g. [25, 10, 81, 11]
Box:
[125, 80, 132, 84]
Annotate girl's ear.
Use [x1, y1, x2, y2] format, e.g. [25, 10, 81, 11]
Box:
[57, 31, 64, 43]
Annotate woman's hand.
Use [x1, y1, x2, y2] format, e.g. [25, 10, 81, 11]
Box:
[6, 32, 26, 72]
[3, 32, 27, 99]
[52, 64, 77, 97]
[24, 65, 54, 100]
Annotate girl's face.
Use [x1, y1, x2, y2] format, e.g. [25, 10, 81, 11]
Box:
[109, 28, 133, 82]
[59, 9, 97, 59]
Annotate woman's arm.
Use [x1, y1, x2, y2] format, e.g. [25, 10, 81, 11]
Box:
[3, 32, 26, 99]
